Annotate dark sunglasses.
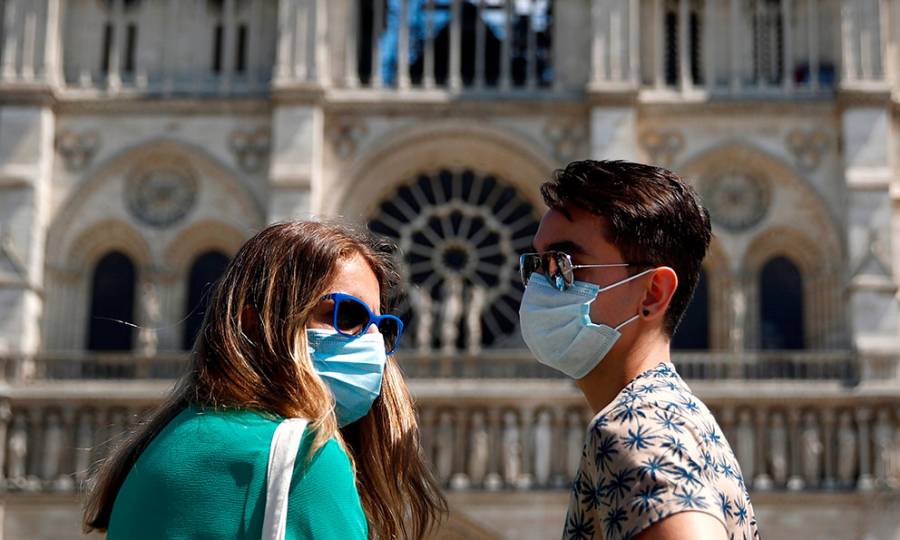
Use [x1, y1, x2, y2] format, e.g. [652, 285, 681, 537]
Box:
[321, 293, 404, 354]
[519, 251, 644, 292]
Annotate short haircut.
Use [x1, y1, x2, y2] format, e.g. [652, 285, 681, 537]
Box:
[540, 159, 712, 337]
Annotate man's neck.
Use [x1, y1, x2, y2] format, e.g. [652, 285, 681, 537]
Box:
[575, 334, 671, 415]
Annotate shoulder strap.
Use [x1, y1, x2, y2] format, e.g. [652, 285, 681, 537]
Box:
[261, 417, 309, 540]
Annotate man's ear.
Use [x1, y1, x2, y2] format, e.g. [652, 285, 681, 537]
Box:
[639, 267, 678, 321]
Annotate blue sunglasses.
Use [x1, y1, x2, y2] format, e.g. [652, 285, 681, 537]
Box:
[321, 293, 404, 354]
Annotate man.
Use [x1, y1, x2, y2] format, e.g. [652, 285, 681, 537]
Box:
[518, 160, 758, 540]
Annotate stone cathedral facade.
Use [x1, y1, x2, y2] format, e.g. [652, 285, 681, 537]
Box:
[0, 0, 899, 538]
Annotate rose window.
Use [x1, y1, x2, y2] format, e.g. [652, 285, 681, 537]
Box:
[369, 169, 540, 352]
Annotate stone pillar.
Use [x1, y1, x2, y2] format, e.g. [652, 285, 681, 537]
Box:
[840, 96, 898, 380]
[856, 407, 876, 490]
[0, 106, 53, 368]
[268, 105, 320, 221]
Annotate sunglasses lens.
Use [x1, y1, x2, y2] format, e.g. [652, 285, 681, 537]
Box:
[520, 254, 543, 285]
[334, 297, 369, 335]
[553, 252, 574, 290]
[377, 317, 402, 353]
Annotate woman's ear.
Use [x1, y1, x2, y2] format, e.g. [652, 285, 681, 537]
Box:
[640, 267, 678, 322]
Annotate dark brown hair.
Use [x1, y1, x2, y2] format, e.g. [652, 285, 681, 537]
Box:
[83, 221, 446, 539]
[541, 160, 712, 336]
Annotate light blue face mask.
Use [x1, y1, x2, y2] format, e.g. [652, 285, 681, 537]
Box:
[307, 329, 387, 427]
[518, 269, 655, 379]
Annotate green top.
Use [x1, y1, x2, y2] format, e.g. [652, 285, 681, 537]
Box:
[107, 406, 368, 540]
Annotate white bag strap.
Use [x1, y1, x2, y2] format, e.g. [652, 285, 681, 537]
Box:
[262, 417, 309, 540]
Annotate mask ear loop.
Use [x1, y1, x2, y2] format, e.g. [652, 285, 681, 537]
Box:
[595, 267, 657, 293]
[596, 267, 657, 331]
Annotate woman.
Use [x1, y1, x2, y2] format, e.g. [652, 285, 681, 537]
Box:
[83, 221, 446, 539]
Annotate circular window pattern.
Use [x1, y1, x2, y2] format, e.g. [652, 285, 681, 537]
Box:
[126, 164, 198, 228]
[369, 169, 540, 351]
[699, 172, 771, 232]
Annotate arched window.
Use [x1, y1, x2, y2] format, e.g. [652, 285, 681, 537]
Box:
[760, 256, 804, 350]
[183, 251, 230, 350]
[671, 269, 709, 350]
[87, 251, 137, 351]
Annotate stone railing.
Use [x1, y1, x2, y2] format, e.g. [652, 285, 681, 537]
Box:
[0, 350, 892, 383]
[0, 381, 896, 495]
[0, 350, 885, 383]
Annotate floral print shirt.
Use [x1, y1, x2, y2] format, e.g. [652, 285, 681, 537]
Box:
[563, 363, 759, 540]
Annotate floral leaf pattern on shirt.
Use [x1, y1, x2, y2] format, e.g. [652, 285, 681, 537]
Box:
[562, 363, 760, 540]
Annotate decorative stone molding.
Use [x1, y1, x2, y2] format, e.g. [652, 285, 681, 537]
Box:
[125, 158, 198, 228]
[54, 129, 100, 172]
[639, 129, 685, 167]
[228, 127, 270, 173]
[543, 119, 587, 164]
[328, 118, 368, 159]
[0, 227, 27, 284]
[786, 129, 829, 171]
[369, 168, 539, 352]
[699, 172, 771, 232]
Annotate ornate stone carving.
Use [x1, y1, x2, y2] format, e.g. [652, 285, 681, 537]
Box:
[0, 226, 27, 284]
[435, 410, 455, 485]
[639, 129, 685, 167]
[566, 409, 584, 481]
[502, 410, 524, 488]
[837, 410, 857, 488]
[544, 120, 588, 164]
[801, 410, 823, 488]
[873, 408, 895, 488]
[467, 410, 489, 488]
[786, 129, 829, 170]
[533, 409, 553, 487]
[440, 275, 463, 355]
[55, 129, 99, 171]
[126, 160, 198, 228]
[8, 411, 28, 490]
[408, 287, 433, 355]
[369, 169, 540, 352]
[136, 282, 160, 357]
[229, 127, 270, 173]
[75, 410, 94, 485]
[735, 409, 755, 483]
[329, 118, 367, 159]
[699, 172, 771, 232]
[769, 411, 789, 486]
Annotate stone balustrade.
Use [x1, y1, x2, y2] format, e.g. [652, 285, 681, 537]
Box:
[0, 382, 896, 496]
[0, 350, 894, 384]
[4, 0, 890, 100]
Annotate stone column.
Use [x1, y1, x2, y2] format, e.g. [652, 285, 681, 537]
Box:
[821, 408, 837, 490]
[0, 105, 53, 366]
[43, 0, 63, 85]
[856, 407, 876, 490]
[1, 0, 21, 80]
[840, 95, 898, 381]
[267, 105, 319, 221]
[786, 408, 805, 490]
[753, 408, 773, 490]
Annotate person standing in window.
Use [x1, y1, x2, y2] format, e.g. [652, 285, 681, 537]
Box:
[518, 161, 758, 539]
[83, 221, 446, 539]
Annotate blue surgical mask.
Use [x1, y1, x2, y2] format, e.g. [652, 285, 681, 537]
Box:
[518, 270, 654, 379]
[307, 329, 387, 427]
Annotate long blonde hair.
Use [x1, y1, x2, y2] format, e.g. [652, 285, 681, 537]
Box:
[83, 221, 446, 539]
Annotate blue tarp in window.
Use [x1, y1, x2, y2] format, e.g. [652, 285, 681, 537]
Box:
[378, 0, 550, 85]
